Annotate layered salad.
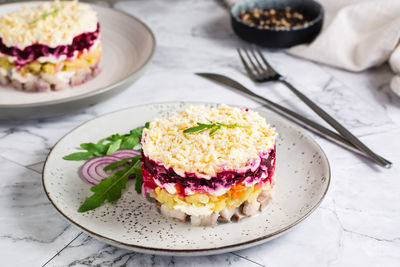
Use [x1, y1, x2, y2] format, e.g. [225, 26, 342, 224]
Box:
[0, 0, 101, 92]
[141, 105, 277, 226]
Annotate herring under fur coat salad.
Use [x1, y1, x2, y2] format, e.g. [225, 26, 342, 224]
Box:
[0, 0, 101, 92]
[64, 105, 278, 226]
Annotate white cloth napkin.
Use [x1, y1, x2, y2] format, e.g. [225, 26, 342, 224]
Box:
[288, 0, 400, 96]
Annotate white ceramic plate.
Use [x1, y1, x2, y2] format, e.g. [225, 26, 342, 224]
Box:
[0, 2, 155, 120]
[43, 102, 330, 256]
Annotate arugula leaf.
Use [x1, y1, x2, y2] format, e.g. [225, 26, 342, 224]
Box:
[63, 152, 92, 161]
[93, 151, 103, 157]
[130, 127, 143, 137]
[80, 142, 107, 154]
[145, 122, 150, 129]
[80, 143, 97, 151]
[134, 161, 143, 194]
[106, 139, 122, 155]
[63, 123, 149, 161]
[68, 123, 151, 212]
[78, 155, 144, 212]
[78, 162, 137, 212]
[105, 133, 122, 142]
[103, 156, 140, 171]
[120, 136, 138, 149]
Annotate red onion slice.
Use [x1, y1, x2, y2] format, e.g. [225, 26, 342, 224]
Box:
[112, 149, 141, 159]
[80, 155, 120, 185]
[79, 149, 141, 185]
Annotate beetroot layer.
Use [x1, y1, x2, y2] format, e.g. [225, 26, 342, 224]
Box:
[141, 148, 276, 196]
[0, 23, 100, 66]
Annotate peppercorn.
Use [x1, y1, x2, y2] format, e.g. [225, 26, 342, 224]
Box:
[239, 7, 310, 29]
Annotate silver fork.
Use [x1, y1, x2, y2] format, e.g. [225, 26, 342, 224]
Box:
[237, 46, 392, 168]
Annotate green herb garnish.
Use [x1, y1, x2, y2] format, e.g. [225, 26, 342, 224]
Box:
[63, 126, 146, 161]
[183, 120, 249, 135]
[134, 160, 143, 194]
[78, 156, 141, 212]
[103, 156, 138, 171]
[29, 8, 59, 25]
[63, 124, 150, 212]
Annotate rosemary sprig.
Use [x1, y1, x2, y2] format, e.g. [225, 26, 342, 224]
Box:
[183, 119, 249, 136]
[29, 8, 59, 25]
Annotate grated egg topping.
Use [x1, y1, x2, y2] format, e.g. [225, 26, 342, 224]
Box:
[0, 0, 98, 49]
[142, 105, 277, 177]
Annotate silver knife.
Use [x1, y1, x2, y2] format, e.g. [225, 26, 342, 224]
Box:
[196, 72, 392, 168]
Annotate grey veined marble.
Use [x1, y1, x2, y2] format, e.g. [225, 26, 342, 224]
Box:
[0, 0, 399, 266]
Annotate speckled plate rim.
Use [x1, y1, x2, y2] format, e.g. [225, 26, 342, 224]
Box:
[0, 1, 156, 108]
[42, 101, 331, 256]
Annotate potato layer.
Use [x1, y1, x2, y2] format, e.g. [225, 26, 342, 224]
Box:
[149, 181, 273, 212]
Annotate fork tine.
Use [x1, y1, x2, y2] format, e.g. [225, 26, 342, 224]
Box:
[243, 48, 262, 75]
[237, 48, 257, 81]
[249, 47, 267, 73]
[253, 45, 278, 75]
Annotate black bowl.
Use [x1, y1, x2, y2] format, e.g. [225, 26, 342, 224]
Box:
[231, 0, 324, 48]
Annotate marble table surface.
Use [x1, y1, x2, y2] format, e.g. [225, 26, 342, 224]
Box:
[1, 0, 400, 266]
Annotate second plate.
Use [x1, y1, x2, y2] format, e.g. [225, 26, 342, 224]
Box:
[0, 2, 155, 120]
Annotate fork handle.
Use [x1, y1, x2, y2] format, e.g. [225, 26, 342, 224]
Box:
[279, 79, 392, 168]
